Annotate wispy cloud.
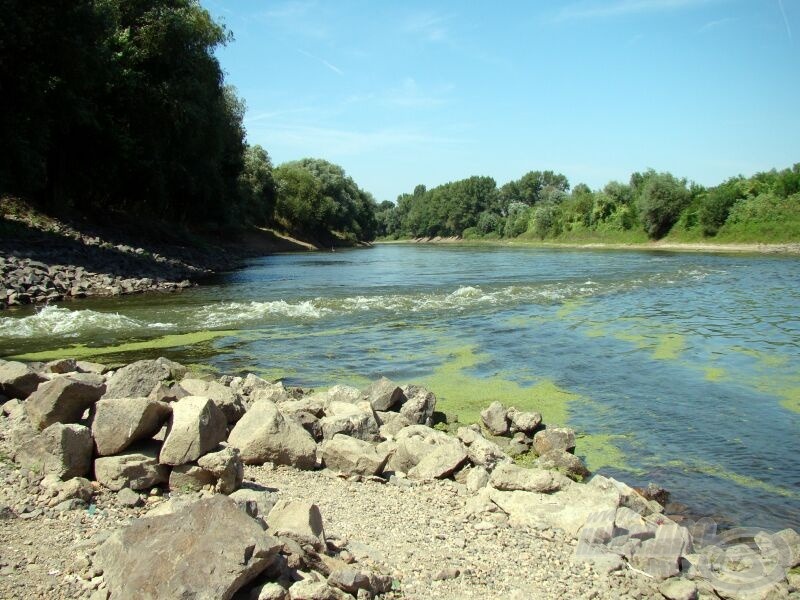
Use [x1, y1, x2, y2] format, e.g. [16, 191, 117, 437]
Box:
[403, 11, 454, 43]
[250, 123, 466, 156]
[778, 0, 793, 41]
[297, 50, 343, 75]
[556, 0, 714, 21]
[697, 17, 736, 32]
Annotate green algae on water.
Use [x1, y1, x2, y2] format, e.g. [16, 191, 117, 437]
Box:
[576, 433, 644, 475]
[10, 330, 239, 362]
[418, 343, 578, 426]
[664, 458, 800, 499]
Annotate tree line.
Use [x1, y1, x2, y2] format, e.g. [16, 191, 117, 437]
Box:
[0, 0, 378, 242]
[377, 165, 800, 243]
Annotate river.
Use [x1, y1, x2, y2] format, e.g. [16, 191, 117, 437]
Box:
[1, 244, 798, 531]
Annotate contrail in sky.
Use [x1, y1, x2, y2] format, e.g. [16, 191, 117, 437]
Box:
[778, 0, 792, 40]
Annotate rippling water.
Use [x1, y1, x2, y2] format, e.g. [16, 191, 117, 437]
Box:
[1, 244, 798, 531]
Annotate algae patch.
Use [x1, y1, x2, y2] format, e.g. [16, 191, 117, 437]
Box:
[651, 333, 686, 361]
[665, 459, 799, 499]
[703, 366, 726, 382]
[419, 343, 578, 426]
[10, 330, 239, 362]
[576, 433, 643, 475]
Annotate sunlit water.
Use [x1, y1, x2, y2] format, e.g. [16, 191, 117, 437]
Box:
[2, 244, 798, 531]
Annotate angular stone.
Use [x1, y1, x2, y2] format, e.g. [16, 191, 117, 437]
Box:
[169, 463, 217, 491]
[97, 495, 280, 600]
[45, 358, 78, 374]
[480, 401, 509, 435]
[0, 360, 45, 400]
[103, 358, 187, 399]
[228, 400, 317, 469]
[320, 434, 391, 476]
[457, 426, 511, 469]
[327, 568, 372, 594]
[16, 423, 92, 479]
[399, 384, 436, 426]
[116, 487, 143, 508]
[376, 411, 412, 438]
[319, 401, 380, 442]
[507, 408, 542, 435]
[94, 442, 170, 491]
[197, 446, 244, 494]
[360, 377, 404, 411]
[289, 580, 349, 600]
[229, 487, 278, 519]
[389, 425, 467, 480]
[24, 376, 106, 430]
[533, 427, 576, 455]
[489, 462, 567, 493]
[159, 396, 227, 466]
[91, 397, 171, 456]
[179, 378, 246, 424]
[50, 477, 94, 507]
[535, 449, 590, 481]
[266, 499, 326, 550]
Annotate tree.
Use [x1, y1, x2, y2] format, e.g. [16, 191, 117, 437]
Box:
[637, 172, 691, 238]
[237, 144, 276, 224]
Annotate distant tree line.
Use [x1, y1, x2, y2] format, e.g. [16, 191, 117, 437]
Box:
[0, 0, 377, 241]
[377, 165, 800, 243]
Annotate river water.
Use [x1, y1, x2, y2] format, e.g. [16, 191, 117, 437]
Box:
[1, 244, 798, 531]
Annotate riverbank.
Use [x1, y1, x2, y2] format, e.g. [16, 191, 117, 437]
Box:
[379, 237, 800, 255]
[0, 198, 363, 310]
[1, 356, 798, 599]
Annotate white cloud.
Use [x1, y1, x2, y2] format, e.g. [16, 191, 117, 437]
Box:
[556, 0, 716, 21]
[297, 50, 344, 76]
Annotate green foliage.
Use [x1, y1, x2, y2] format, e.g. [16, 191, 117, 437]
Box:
[531, 202, 562, 239]
[503, 202, 531, 238]
[273, 159, 378, 241]
[636, 172, 692, 239]
[237, 144, 276, 224]
[698, 177, 743, 235]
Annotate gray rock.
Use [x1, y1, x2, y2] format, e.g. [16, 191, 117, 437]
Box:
[15, 422, 93, 479]
[50, 476, 94, 506]
[327, 568, 372, 594]
[91, 397, 171, 456]
[507, 408, 542, 435]
[45, 358, 78, 374]
[76, 360, 108, 374]
[97, 495, 280, 600]
[480, 401, 509, 435]
[24, 376, 105, 430]
[159, 396, 227, 466]
[535, 449, 590, 480]
[103, 358, 187, 400]
[228, 400, 317, 469]
[630, 522, 691, 580]
[376, 411, 412, 438]
[489, 462, 567, 493]
[288, 579, 349, 600]
[457, 426, 511, 469]
[94, 442, 169, 491]
[197, 446, 244, 494]
[658, 578, 698, 600]
[360, 377, 404, 411]
[322, 385, 361, 405]
[179, 378, 246, 424]
[266, 499, 326, 551]
[389, 425, 467, 480]
[755, 528, 800, 569]
[533, 427, 576, 455]
[229, 487, 278, 519]
[116, 487, 143, 508]
[0, 360, 46, 399]
[168, 463, 217, 492]
[320, 434, 391, 476]
[399, 385, 436, 426]
[465, 465, 490, 492]
[319, 401, 380, 442]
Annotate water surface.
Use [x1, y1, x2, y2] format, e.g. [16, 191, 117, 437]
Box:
[2, 244, 798, 531]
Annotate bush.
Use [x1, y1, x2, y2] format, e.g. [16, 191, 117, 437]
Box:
[637, 173, 691, 239]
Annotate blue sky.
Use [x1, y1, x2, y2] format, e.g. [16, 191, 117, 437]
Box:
[203, 0, 799, 202]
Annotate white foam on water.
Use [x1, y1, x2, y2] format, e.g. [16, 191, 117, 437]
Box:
[197, 300, 330, 327]
[0, 305, 154, 338]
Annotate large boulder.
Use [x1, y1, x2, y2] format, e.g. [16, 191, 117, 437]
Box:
[489, 462, 568, 493]
[15, 423, 93, 479]
[360, 377, 404, 411]
[319, 401, 380, 442]
[179, 378, 246, 424]
[94, 442, 170, 491]
[480, 401, 509, 436]
[320, 434, 391, 476]
[388, 425, 467, 480]
[457, 426, 511, 469]
[376, 411, 412, 438]
[197, 446, 244, 494]
[97, 495, 280, 600]
[0, 360, 46, 400]
[103, 358, 187, 400]
[533, 427, 576, 455]
[266, 499, 326, 551]
[398, 385, 436, 426]
[24, 376, 106, 430]
[507, 408, 542, 435]
[159, 396, 227, 466]
[227, 400, 317, 469]
[91, 398, 171, 456]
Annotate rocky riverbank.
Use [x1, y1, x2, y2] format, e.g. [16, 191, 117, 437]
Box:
[0, 198, 332, 310]
[0, 357, 798, 599]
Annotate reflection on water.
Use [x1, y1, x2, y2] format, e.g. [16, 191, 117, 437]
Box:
[1, 245, 799, 531]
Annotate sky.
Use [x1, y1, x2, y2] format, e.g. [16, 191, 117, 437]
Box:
[202, 0, 800, 202]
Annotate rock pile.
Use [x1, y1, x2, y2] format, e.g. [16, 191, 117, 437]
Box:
[1, 358, 798, 600]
